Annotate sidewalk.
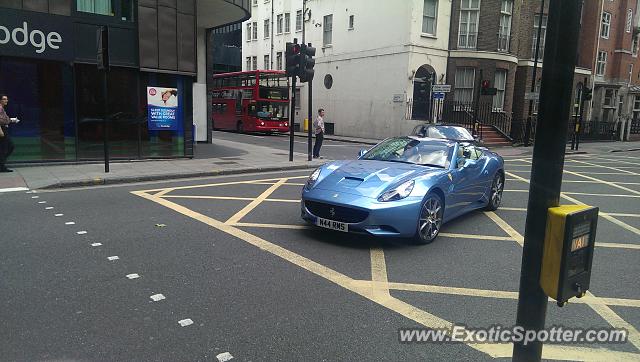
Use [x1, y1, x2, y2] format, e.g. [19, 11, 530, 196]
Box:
[294, 131, 380, 145]
[0, 138, 324, 191]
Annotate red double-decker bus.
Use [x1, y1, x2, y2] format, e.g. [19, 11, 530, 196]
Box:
[211, 70, 290, 133]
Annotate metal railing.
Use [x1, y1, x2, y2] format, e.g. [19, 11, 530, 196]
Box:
[440, 100, 513, 141]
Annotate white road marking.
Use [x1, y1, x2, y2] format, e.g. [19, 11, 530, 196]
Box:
[54, 214, 63, 217]
[65, 222, 75, 225]
[0, 187, 29, 193]
[45, 207, 53, 210]
[216, 352, 234, 362]
[107, 256, 119, 261]
[25, 190, 36, 194]
[31, 196, 39, 199]
[150, 294, 166, 302]
[126, 273, 140, 279]
[77, 231, 87, 235]
[38, 201, 46, 204]
[178, 318, 193, 327]
[90, 243, 102, 247]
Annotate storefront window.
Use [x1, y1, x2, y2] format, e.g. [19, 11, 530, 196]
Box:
[76, 0, 134, 21]
[0, 57, 75, 161]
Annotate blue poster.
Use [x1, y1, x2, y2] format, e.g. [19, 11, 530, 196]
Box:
[147, 87, 179, 131]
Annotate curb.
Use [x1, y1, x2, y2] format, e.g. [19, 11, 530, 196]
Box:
[36, 164, 319, 190]
[610, 148, 640, 153]
[293, 133, 379, 145]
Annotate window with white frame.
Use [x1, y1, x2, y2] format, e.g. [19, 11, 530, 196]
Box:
[276, 52, 282, 70]
[532, 80, 541, 114]
[633, 35, 639, 57]
[596, 50, 607, 76]
[493, 69, 507, 111]
[252, 56, 257, 71]
[264, 55, 270, 69]
[601, 12, 611, 39]
[349, 15, 354, 29]
[573, 83, 582, 115]
[252, 21, 257, 40]
[532, 14, 547, 60]
[246, 23, 252, 41]
[498, 0, 512, 52]
[633, 95, 640, 119]
[296, 10, 303, 31]
[285, 12, 291, 33]
[458, 0, 480, 49]
[323, 14, 333, 46]
[604, 89, 616, 107]
[264, 19, 270, 38]
[246, 57, 251, 70]
[252, 0, 257, 6]
[454, 67, 475, 104]
[627, 9, 633, 33]
[277, 14, 283, 34]
[422, 0, 437, 35]
[629, 63, 634, 83]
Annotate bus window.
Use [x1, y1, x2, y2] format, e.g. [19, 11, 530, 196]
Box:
[248, 103, 257, 116]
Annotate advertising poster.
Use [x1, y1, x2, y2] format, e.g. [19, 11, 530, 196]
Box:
[147, 87, 179, 131]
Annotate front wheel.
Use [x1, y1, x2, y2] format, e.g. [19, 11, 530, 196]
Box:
[485, 172, 504, 211]
[413, 194, 444, 244]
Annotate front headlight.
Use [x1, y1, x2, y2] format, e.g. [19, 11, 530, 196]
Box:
[378, 180, 415, 202]
[306, 168, 322, 189]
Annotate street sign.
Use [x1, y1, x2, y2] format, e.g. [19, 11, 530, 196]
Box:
[432, 84, 452, 93]
[432, 92, 445, 100]
[525, 92, 540, 100]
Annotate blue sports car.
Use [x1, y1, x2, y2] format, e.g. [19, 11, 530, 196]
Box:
[301, 136, 505, 244]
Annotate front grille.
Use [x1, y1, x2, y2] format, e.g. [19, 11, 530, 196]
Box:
[304, 200, 369, 223]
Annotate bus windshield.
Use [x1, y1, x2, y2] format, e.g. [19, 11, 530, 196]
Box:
[251, 102, 289, 119]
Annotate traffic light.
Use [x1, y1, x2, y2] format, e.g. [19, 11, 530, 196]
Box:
[481, 79, 497, 96]
[285, 42, 301, 77]
[299, 43, 316, 83]
[581, 87, 592, 102]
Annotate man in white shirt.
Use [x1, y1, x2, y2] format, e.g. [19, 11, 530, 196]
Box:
[313, 108, 325, 159]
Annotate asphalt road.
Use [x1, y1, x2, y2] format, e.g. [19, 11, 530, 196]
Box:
[1, 151, 639, 361]
[212, 130, 370, 161]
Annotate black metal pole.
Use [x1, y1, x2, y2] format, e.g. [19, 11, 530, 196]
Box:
[576, 76, 587, 150]
[571, 86, 581, 150]
[308, 59, 313, 162]
[103, 69, 110, 173]
[289, 75, 297, 162]
[473, 69, 482, 138]
[512, 0, 582, 360]
[525, 0, 546, 147]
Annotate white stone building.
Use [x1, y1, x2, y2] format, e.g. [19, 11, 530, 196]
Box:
[241, 0, 452, 139]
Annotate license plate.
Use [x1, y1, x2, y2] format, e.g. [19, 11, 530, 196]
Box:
[316, 217, 348, 232]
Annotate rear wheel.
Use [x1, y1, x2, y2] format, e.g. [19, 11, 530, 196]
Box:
[413, 194, 444, 244]
[485, 172, 504, 211]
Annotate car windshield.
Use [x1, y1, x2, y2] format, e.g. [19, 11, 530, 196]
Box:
[361, 137, 452, 168]
[426, 126, 474, 141]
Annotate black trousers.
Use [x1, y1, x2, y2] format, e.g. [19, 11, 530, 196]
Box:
[313, 132, 324, 157]
[0, 131, 15, 168]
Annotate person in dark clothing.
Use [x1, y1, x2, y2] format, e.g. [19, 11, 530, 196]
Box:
[0, 94, 19, 173]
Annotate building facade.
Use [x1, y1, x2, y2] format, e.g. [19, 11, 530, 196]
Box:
[0, 0, 251, 162]
[241, 0, 452, 139]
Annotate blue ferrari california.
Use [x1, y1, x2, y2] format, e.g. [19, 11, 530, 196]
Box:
[301, 136, 505, 244]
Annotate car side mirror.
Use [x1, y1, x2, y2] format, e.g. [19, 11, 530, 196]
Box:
[358, 148, 368, 158]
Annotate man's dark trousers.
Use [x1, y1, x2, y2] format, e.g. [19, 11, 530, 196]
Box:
[0, 130, 15, 169]
[313, 132, 324, 158]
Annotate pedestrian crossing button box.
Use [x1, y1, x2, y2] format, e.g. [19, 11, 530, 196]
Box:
[540, 205, 598, 307]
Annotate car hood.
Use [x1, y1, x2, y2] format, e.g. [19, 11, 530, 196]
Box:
[315, 160, 445, 198]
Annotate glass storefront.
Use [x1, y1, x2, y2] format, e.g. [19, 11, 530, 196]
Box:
[0, 57, 192, 163]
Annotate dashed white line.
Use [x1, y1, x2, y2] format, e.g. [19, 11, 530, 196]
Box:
[90, 243, 102, 247]
[178, 318, 193, 327]
[0, 187, 29, 193]
[54, 214, 64, 217]
[126, 273, 140, 279]
[107, 256, 119, 261]
[31, 196, 39, 199]
[216, 352, 234, 362]
[150, 294, 166, 302]
[76, 231, 87, 235]
[37, 201, 46, 204]
[65, 222, 75, 225]
[45, 207, 54, 210]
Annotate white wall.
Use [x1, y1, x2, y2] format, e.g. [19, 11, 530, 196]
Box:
[242, 0, 452, 139]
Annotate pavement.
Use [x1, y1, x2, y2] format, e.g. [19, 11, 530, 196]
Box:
[1, 131, 639, 191]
